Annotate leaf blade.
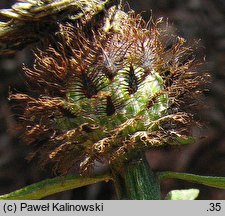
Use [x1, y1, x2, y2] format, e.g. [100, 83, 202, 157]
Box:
[0, 174, 111, 200]
[158, 171, 225, 189]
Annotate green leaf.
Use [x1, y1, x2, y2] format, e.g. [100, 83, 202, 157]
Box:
[158, 171, 225, 189]
[165, 189, 200, 200]
[0, 174, 111, 200]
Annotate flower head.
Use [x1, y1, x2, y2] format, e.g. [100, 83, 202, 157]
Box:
[10, 8, 209, 175]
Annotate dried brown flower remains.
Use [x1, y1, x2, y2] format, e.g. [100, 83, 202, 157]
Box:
[10, 7, 209, 175]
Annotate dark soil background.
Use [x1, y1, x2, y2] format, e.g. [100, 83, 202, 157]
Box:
[0, 0, 224, 199]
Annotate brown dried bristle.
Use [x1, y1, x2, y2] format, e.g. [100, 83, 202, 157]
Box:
[10, 9, 209, 175]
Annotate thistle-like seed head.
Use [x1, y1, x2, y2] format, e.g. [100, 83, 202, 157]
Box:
[10, 8, 209, 175]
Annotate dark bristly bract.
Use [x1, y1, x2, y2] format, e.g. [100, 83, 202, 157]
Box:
[10, 5, 209, 175]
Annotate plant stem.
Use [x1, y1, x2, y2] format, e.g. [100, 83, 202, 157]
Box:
[0, 174, 112, 200]
[113, 155, 161, 200]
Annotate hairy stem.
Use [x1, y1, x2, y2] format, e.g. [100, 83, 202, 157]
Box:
[113, 155, 161, 200]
